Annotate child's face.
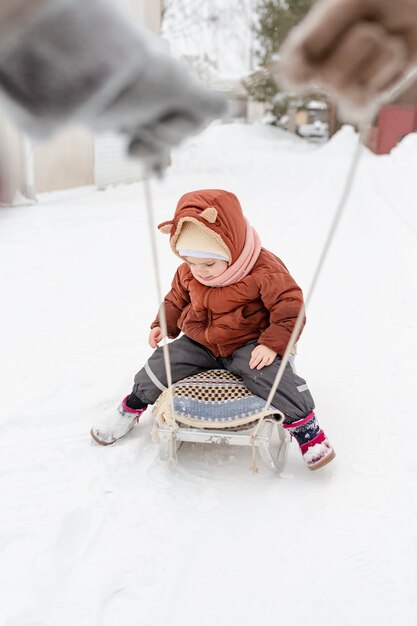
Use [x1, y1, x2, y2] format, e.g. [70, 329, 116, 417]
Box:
[185, 256, 228, 281]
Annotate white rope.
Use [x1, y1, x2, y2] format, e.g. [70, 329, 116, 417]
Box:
[143, 175, 178, 463]
[251, 119, 372, 442]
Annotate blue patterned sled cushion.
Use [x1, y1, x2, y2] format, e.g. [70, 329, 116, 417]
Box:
[153, 369, 279, 430]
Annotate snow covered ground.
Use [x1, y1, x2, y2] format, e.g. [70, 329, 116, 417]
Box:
[1, 122, 417, 625]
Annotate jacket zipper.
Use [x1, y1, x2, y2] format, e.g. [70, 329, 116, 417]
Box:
[203, 290, 225, 357]
[204, 289, 212, 345]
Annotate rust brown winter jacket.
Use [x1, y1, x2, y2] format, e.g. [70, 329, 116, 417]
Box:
[152, 189, 305, 358]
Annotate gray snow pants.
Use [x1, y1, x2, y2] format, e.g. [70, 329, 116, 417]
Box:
[133, 336, 314, 424]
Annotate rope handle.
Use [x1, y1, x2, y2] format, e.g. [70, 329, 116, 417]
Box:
[251, 118, 372, 442]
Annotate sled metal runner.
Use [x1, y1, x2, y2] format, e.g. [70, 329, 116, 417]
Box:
[157, 419, 291, 472]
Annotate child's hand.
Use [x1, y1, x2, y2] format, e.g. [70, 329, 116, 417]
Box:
[249, 345, 277, 370]
[149, 327, 163, 348]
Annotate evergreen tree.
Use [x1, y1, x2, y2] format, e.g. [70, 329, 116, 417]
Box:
[244, 0, 315, 119]
[255, 0, 315, 65]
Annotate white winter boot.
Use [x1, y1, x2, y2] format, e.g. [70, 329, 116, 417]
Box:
[90, 397, 147, 445]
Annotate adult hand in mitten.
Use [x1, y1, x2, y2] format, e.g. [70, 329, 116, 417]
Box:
[100, 49, 227, 171]
[278, 0, 417, 120]
[0, 0, 226, 169]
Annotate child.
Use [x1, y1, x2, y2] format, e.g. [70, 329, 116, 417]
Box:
[91, 189, 335, 471]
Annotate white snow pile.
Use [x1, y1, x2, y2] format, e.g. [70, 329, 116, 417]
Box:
[1, 122, 417, 626]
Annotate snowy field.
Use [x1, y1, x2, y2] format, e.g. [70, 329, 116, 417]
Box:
[1, 122, 417, 625]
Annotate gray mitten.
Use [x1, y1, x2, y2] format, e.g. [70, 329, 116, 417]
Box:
[0, 0, 226, 167]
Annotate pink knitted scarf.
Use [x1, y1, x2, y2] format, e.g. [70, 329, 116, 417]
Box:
[196, 220, 262, 287]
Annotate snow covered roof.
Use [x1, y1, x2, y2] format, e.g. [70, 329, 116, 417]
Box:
[307, 100, 328, 110]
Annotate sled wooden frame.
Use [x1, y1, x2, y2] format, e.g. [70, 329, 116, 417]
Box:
[156, 418, 291, 472]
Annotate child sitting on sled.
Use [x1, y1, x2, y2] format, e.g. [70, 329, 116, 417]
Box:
[91, 189, 335, 470]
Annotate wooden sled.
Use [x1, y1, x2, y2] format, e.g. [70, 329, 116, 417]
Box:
[152, 369, 291, 473]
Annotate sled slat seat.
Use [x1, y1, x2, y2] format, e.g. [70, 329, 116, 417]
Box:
[153, 369, 290, 472]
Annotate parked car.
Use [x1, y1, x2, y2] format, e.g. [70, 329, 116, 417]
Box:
[297, 119, 329, 141]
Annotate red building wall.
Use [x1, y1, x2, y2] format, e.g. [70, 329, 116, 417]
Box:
[375, 105, 417, 154]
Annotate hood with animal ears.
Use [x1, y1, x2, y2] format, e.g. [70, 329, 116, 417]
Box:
[157, 189, 247, 264]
